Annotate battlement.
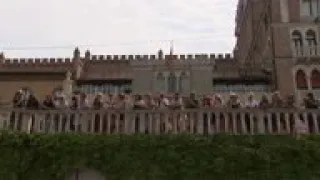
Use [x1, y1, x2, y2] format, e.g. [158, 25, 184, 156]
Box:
[2, 57, 74, 67]
[89, 53, 234, 61]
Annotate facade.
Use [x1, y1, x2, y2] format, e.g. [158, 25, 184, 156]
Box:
[234, 0, 320, 102]
[6, 0, 320, 103]
[0, 48, 271, 103]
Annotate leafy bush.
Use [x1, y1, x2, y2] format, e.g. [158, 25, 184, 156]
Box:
[0, 132, 320, 180]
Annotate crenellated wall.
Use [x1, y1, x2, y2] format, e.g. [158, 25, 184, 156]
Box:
[2, 57, 74, 67]
[0, 53, 234, 67]
[88, 53, 233, 61]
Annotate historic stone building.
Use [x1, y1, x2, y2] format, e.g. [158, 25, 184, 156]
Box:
[0, 47, 270, 103]
[3, 0, 320, 103]
[234, 0, 320, 102]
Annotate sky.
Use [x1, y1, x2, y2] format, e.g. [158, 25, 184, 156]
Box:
[0, 0, 238, 58]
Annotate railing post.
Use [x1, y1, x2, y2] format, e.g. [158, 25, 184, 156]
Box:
[257, 110, 265, 134]
[197, 110, 204, 134]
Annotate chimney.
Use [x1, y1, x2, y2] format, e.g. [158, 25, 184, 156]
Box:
[73, 47, 80, 60]
[85, 50, 91, 60]
[0, 52, 4, 63]
[158, 49, 164, 59]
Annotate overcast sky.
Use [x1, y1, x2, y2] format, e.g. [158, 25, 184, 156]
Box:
[0, 0, 238, 58]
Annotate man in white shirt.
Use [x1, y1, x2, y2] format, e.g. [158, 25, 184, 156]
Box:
[159, 94, 170, 109]
[245, 92, 259, 108]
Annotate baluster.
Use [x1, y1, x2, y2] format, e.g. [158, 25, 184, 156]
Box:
[139, 112, 145, 133]
[302, 113, 309, 133]
[75, 112, 81, 132]
[197, 111, 204, 134]
[207, 112, 212, 135]
[240, 112, 246, 134]
[267, 113, 272, 134]
[224, 113, 229, 133]
[312, 112, 319, 133]
[172, 112, 178, 134]
[91, 113, 95, 133]
[1, 111, 9, 130]
[232, 112, 237, 134]
[26, 111, 33, 133]
[148, 112, 153, 134]
[189, 112, 194, 133]
[49, 113, 56, 133]
[257, 111, 265, 133]
[115, 113, 120, 133]
[65, 113, 71, 132]
[276, 113, 281, 134]
[99, 112, 103, 133]
[180, 112, 186, 133]
[249, 113, 254, 134]
[58, 113, 64, 133]
[284, 113, 290, 134]
[107, 113, 111, 134]
[33, 112, 42, 133]
[14, 110, 19, 131]
[215, 112, 220, 134]
[155, 112, 161, 134]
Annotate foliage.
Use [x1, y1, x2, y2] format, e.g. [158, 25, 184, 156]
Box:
[0, 132, 320, 180]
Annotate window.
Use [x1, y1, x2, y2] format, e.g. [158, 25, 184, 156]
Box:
[295, 69, 308, 89]
[155, 72, 165, 92]
[179, 72, 189, 93]
[291, 30, 303, 56]
[167, 72, 177, 93]
[306, 29, 317, 55]
[311, 69, 320, 89]
[306, 29, 317, 46]
[301, 0, 320, 16]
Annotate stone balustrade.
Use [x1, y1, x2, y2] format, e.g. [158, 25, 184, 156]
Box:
[0, 108, 319, 135]
[293, 45, 320, 58]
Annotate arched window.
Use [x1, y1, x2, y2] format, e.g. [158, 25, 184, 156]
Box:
[155, 72, 165, 92]
[306, 29, 317, 55]
[295, 69, 308, 89]
[179, 72, 190, 93]
[291, 30, 303, 56]
[311, 69, 320, 89]
[167, 72, 177, 93]
[306, 29, 317, 45]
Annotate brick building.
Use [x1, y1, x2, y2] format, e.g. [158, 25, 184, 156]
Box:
[234, 0, 320, 102]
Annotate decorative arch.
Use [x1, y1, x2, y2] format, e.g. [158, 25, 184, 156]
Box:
[167, 72, 177, 93]
[291, 30, 303, 46]
[311, 69, 320, 89]
[291, 30, 303, 56]
[295, 69, 308, 89]
[155, 72, 165, 92]
[306, 29, 317, 45]
[179, 71, 190, 93]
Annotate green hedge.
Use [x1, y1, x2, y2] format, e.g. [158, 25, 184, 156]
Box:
[0, 132, 320, 180]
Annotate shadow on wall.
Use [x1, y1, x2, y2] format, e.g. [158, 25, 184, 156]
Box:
[65, 168, 106, 180]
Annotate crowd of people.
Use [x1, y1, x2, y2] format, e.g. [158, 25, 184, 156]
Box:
[11, 89, 320, 110]
[7, 89, 320, 135]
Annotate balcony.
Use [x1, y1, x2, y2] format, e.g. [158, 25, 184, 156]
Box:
[1, 108, 319, 134]
[293, 45, 320, 61]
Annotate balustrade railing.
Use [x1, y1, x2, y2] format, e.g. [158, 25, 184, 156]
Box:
[0, 108, 319, 135]
[294, 45, 320, 58]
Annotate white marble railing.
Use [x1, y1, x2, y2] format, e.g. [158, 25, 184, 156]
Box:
[0, 108, 319, 135]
